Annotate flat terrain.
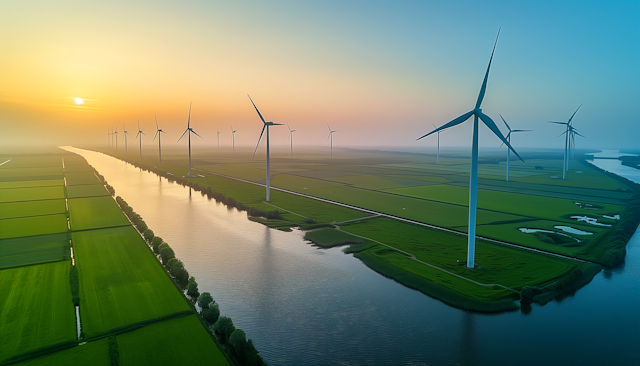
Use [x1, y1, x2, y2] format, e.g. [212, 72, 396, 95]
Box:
[68, 196, 129, 230]
[13, 339, 110, 366]
[66, 184, 110, 198]
[0, 233, 69, 269]
[0, 200, 66, 219]
[0, 214, 68, 240]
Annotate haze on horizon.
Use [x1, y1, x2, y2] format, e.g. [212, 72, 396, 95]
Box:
[0, 0, 638, 151]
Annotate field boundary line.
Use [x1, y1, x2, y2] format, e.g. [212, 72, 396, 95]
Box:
[0, 159, 11, 166]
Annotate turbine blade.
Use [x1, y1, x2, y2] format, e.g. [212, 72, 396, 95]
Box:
[574, 131, 586, 138]
[271, 123, 284, 125]
[177, 128, 189, 142]
[499, 114, 512, 132]
[247, 95, 267, 124]
[253, 125, 266, 158]
[416, 110, 474, 140]
[549, 121, 568, 125]
[288, 124, 292, 132]
[511, 129, 532, 132]
[478, 111, 523, 162]
[327, 124, 332, 132]
[187, 102, 192, 128]
[567, 104, 582, 125]
[475, 28, 500, 109]
[558, 131, 568, 138]
[153, 131, 159, 142]
[191, 130, 203, 139]
[155, 115, 159, 130]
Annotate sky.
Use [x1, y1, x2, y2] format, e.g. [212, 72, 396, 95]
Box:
[0, 0, 638, 151]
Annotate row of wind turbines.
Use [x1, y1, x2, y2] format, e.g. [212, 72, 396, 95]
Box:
[104, 29, 584, 270]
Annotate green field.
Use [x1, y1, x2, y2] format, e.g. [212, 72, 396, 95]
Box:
[73, 226, 191, 338]
[0, 179, 64, 189]
[0, 233, 69, 269]
[68, 196, 129, 230]
[117, 315, 229, 366]
[12, 339, 110, 366]
[0, 200, 66, 219]
[0, 214, 68, 240]
[0, 262, 76, 363]
[0, 186, 65, 203]
[64, 172, 101, 186]
[66, 184, 109, 198]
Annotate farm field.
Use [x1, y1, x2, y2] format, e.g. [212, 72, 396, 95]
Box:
[0, 179, 63, 189]
[66, 184, 109, 198]
[0, 262, 76, 364]
[0, 199, 66, 219]
[64, 171, 101, 186]
[68, 196, 129, 230]
[12, 339, 110, 366]
[0, 233, 69, 269]
[116, 315, 229, 366]
[0, 185, 65, 203]
[73, 226, 190, 338]
[0, 214, 68, 240]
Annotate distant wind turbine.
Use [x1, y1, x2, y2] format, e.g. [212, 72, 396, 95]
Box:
[416, 29, 522, 269]
[231, 126, 237, 154]
[114, 127, 119, 151]
[217, 128, 220, 149]
[549, 105, 583, 179]
[123, 123, 129, 155]
[153, 116, 166, 164]
[249, 95, 283, 202]
[288, 124, 296, 158]
[500, 115, 530, 182]
[327, 124, 337, 158]
[107, 129, 111, 147]
[433, 123, 441, 164]
[136, 120, 145, 157]
[177, 102, 202, 177]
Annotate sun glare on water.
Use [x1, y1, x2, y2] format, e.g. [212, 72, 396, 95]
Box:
[75, 98, 84, 105]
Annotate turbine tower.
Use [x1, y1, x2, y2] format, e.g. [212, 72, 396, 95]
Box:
[107, 129, 111, 147]
[231, 126, 237, 154]
[550, 105, 583, 179]
[433, 123, 441, 164]
[177, 102, 202, 177]
[123, 123, 129, 155]
[249, 95, 283, 202]
[153, 116, 166, 165]
[136, 120, 145, 157]
[288, 124, 296, 158]
[217, 128, 220, 149]
[114, 127, 119, 151]
[327, 124, 337, 158]
[500, 115, 530, 182]
[416, 29, 522, 269]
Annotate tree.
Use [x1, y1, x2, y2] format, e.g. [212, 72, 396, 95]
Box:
[202, 303, 220, 324]
[142, 229, 154, 242]
[151, 237, 163, 253]
[159, 245, 175, 265]
[213, 317, 235, 344]
[198, 292, 213, 309]
[170, 260, 189, 284]
[187, 277, 200, 299]
[228, 329, 247, 362]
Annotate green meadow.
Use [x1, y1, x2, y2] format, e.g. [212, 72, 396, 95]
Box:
[0, 186, 65, 203]
[0, 179, 63, 189]
[0, 214, 68, 240]
[0, 199, 66, 219]
[12, 339, 110, 366]
[0, 233, 69, 269]
[0, 262, 76, 364]
[64, 172, 101, 186]
[66, 184, 110, 198]
[73, 226, 190, 338]
[68, 196, 129, 230]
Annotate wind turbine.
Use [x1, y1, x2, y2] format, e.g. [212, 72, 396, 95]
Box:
[231, 126, 237, 154]
[433, 123, 441, 164]
[153, 116, 166, 164]
[549, 105, 583, 179]
[123, 123, 129, 155]
[416, 29, 522, 269]
[114, 127, 119, 151]
[107, 129, 111, 147]
[136, 120, 145, 157]
[248, 95, 283, 202]
[287, 124, 296, 158]
[327, 124, 337, 158]
[500, 115, 530, 182]
[217, 128, 220, 149]
[177, 102, 202, 177]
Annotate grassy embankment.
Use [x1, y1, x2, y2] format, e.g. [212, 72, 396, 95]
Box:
[0, 153, 229, 366]
[89, 147, 638, 311]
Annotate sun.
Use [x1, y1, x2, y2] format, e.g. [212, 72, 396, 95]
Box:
[75, 98, 84, 105]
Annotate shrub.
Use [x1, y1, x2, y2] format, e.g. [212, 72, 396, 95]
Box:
[304, 217, 316, 224]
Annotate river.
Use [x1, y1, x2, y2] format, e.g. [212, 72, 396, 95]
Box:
[63, 147, 639, 366]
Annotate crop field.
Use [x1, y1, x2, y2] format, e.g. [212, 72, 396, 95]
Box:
[73, 226, 190, 338]
[0, 262, 76, 363]
[0, 233, 69, 269]
[116, 314, 229, 366]
[68, 196, 129, 230]
[0, 199, 66, 219]
[0, 186, 65, 203]
[64, 172, 101, 186]
[0, 179, 64, 189]
[66, 184, 109, 198]
[0, 214, 68, 240]
[14, 339, 110, 366]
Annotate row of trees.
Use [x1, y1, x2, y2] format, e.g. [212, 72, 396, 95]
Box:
[601, 192, 640, 266]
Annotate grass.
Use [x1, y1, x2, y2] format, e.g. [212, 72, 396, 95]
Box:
[0, 214, 68, 240]
[0, 186, 65, 203]
[64, 172, 101, 186]
[116, 315, 229, 366]
[66, 184, 109, 198]
[0, 179, 64, 189]
[0, 200, 66, 219]
[0, 262, 77, 363]
[303, 227, 364, 248]
[73, 226, 191, 338]
[10, 339, 110, 366]
[68, 196, 129, 230]
[0, 233, 69, 269]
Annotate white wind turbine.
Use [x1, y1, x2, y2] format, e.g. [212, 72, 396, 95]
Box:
[288, 124, 296, 158]
[416, 29, 522, 269]
[217, 128, 220, 149]
[249, 95, 283, 202]
[327, 124, 337, 158]
[123, 123, 129, 155]
[549, 105, 583, 179]
[177, 102, 203, 177]
[500, 115, 530, 182]
[114, 127, 119, 151]
[231, 126, 237, 154]
[136, 120, 145, 157]
[107, 129, 111, 147]
[433, 123, 441, 164]
[153, 116, 166, 165]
